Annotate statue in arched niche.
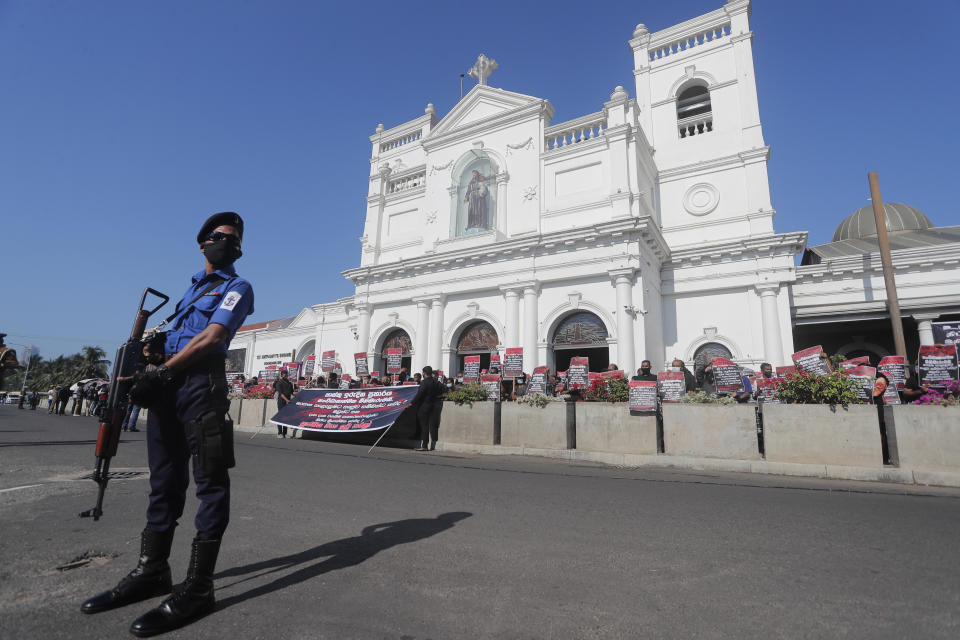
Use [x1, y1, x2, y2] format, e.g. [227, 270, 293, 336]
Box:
[464, 169, 491, 231]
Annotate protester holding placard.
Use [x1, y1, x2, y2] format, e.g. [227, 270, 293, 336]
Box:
[671, 359, 697, 392]
[917, 344, 959, 387]
[463, 356, 481, 383]
[629, 380, 658, 414]
[566, 357, 590, 390]
[503, 348, 523, 379]
[846, 365, 877, 404]
[527, 366, 549, 394]
[657, 370, 686, 403]
[792, 346, 832, 375]
[632, 360, 657, 382]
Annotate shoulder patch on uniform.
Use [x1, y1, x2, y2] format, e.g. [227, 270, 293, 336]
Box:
[220, 291, 242, 311]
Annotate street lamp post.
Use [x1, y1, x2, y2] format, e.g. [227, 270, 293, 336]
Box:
[9, 343, 35, 394]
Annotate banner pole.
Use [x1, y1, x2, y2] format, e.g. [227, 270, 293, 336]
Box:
[367, 423, 395, 455]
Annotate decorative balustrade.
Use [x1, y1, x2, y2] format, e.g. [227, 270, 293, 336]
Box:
[380, 130, 422, 153]
[387, 169, 426, 194]
[678, 114, 713, 138]
[544, 112, 607, 151]
[649, 22, 731, 61]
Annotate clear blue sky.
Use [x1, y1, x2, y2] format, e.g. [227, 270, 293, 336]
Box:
[2, 0, 956, 362]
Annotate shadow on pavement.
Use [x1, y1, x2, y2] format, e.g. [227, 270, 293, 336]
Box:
[214, 512, 472, 610]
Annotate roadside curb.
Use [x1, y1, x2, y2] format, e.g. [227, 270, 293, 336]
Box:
[431, 441, 960, 488]
[233, 423, 960, 488]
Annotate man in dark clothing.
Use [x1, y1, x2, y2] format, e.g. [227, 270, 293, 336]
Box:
[671, 359, 698, 392]
[632, 360, 657, 382]
[273, 370, 294, 438]
[57, 386, 71, 414]
[413, 366, 443, 451]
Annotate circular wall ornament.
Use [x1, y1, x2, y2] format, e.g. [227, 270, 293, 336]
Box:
[683, 183, 719, 216]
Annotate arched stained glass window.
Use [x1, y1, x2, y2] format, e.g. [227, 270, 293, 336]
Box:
[380, 329, 412, 357]
[552, 312, 608, 348]
[456, 321, 499, 353]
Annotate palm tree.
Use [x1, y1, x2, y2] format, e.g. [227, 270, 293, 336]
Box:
[76, 346, 110, 380]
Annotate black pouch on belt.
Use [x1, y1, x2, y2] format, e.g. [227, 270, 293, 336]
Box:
[191, 410, 236, 474]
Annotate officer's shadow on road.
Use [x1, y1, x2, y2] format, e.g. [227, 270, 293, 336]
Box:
[214, 511, 472, 610]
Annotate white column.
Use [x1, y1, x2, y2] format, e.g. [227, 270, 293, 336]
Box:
[756, 285, 783, 365]
[914, 314, 938, 346]
[428, 296, 445, 369]
[356, 305, 371, 372]
[413, 300, 430, 373]
[501, 287, 520, 347]
[496, 172, 509, 235]
[610, 269, 636, 374]
[522, 283, 539, 370]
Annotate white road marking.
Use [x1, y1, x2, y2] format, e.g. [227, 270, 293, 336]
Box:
[0, 484, 45, 493]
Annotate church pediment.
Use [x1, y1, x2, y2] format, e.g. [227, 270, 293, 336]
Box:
[427, 85, 552, 140]
[288, 307, 317, 329]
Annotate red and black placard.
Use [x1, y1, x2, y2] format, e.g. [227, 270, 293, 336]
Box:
[503, 348, 523, 378]
[918, 345, 959, 388]
[566, 357, 589, 389]
[386, 348, 402, 374]
[629, 380, 657, 413]
[657, 370, 686, 403]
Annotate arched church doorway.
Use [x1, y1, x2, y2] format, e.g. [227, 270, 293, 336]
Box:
[693, 342, 734, 380]
[551, 312, 609, 373]
[377, 329, 412, 377]
[297, 339, 316, 381]
[454, 321, 499, 375]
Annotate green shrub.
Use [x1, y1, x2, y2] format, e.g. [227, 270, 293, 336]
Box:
[775, 370, 858, 405]
[446, 382, 489, 405]
[680, 390, 738, 405]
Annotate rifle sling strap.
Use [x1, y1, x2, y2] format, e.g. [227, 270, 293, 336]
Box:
[161, 276, 227, 327]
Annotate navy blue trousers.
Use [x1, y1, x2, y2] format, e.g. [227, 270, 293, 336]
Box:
[145, 369, 230, 540]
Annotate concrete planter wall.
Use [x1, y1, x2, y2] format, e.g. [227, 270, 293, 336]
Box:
[500, 402, 567, 449]
[662, 404, 760, 460]
[239, 398, 267, 427]
[576, 403, 657, 454]
[441, 401, 496, 445]
[228, 399, 242, 423]
[265, 399, 278, 423]
[888, 405, 960, 472]
[762, 404, 882, 467]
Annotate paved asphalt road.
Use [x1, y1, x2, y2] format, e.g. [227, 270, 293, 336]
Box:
[1, 406, 958, 639]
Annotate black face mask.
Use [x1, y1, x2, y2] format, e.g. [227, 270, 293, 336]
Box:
[762, 371, 773, 378]
[203, 238, 242, 267]
[641, 368, 651, 375]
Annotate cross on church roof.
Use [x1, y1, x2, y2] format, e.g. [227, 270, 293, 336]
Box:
[468, 54, 498, 86]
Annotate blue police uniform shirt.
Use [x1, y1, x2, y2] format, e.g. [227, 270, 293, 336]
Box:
[164, 264, 254, 356]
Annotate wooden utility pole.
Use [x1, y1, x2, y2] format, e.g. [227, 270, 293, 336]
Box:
[868, 172, 908, 361]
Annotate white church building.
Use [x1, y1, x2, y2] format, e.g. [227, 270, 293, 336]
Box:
[229, 0, 960, 381]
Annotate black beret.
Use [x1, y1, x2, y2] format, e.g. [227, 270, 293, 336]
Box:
[197, 211, 244, 244]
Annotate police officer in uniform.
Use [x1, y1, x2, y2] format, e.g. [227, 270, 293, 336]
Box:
[81, 212, 254, 637]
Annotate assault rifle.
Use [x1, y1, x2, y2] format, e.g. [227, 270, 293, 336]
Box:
[80, 288, 168, 521]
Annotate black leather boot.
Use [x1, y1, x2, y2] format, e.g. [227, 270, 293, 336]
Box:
[129, 538, 221, 637]
[81, 528, 174, 614]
